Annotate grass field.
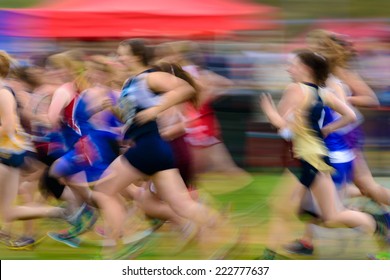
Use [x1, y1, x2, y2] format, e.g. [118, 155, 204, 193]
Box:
[0, 172, 387, 260]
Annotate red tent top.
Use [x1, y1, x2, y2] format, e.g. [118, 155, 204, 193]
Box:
[34, 0, 276, 16]
[6, 0, 279, 38]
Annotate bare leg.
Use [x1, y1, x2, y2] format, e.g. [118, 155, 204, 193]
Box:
[93, 156, 145, 241]
[151, 169, 218, 227]
[311, 172, 376, 234]
[137, 184, 185, 227]
[353, 151, 390, 205]
[265, 170, 306, 252]
[0, 165, 65, 233]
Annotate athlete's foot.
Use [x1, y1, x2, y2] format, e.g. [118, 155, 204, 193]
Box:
[0, 231, 12, 246]
[47, 231, 81, 248]
[173, 221, 199, 254]
[62, 205, 98, 238]
[283, 240, 314, 255]
[372, 212, 390, 248]
[6, 236, 36, 250]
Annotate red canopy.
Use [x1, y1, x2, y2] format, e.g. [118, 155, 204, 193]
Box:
[5, 0, 279, 38]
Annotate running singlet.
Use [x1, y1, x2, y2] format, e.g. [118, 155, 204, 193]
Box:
[0, 86, 34, 167]
[119, 69, 161, 140]
[292, 83, 332, 172]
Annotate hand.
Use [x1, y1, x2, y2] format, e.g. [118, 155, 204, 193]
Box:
[321, 126, 331, 138]
[101, 98, 114, 111]
[134, 106, 160, 125]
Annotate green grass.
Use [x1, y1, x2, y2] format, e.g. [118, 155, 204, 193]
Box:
[0, 173, 385, 260]
[0, 173, 280, 260]
[0, 0, 42, 8]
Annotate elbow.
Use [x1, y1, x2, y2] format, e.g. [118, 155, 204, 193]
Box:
[183, 86, 196, 102]
[348, 112, 358, 124]
[47, 116, 58, 128]
[370, 98, 380, 107]
[362, 96, 380, 108]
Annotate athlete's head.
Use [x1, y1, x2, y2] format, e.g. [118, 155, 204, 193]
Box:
[287, 49, 329, 87]
[47, 49, 85, 83]
[306, 29, 356, 71]
[117, 39, 153, 70]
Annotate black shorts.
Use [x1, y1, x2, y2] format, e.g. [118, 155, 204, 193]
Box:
[289, 158, 330, 189]
[0, 151, 26, 168]
[123, 132, 175, 176]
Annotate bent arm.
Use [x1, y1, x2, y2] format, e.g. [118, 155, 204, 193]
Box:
[47, 87, 72, 128]
[337, 68, 379, 107]
[149, 72, 195, 114]
[322, 91, 357, 135]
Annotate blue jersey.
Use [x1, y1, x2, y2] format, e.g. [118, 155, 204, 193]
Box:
[320, 105, 355, 164]
[51, 90, 120, 182]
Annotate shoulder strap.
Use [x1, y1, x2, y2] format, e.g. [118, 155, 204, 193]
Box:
[121, 68, 157, 90]
[2, 85, 16, 97]
[2, 85, 22, 109]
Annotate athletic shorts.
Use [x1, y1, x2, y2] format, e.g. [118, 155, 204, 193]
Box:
[0, 150, 26, 168]
[289, 155, 332, 189]
[123, 131, 175, 176]
[344, 126, 364, 151]
[331, 160, 353, 190]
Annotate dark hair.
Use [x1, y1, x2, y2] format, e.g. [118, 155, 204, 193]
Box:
[294, 49, 330, 87]
[9, 66, 41, 89]
[153, 62, 200, 108]
[119, 39, 153, 66]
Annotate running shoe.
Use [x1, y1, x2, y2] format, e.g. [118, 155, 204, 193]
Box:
[62, 205, 98, 239]
[283, 240, 314, 255]
[372, 213, 390, 247]
[0, 231, 12, 247]
[47, 232, 81, 248]
[6, 236, 36, 250]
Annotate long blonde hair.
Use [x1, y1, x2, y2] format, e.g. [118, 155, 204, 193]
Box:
[48, 50, 88, 92]
[306, 29, 356, 72]
[0, 51, 14, 79]
[47, 50, 85, 77]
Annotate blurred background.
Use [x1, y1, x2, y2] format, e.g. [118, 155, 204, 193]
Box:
[0, 0, 389, 175]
